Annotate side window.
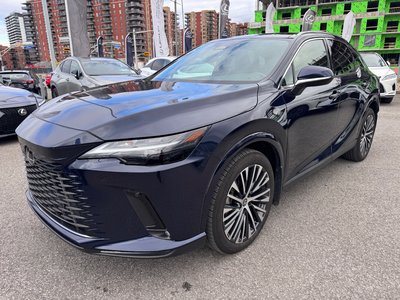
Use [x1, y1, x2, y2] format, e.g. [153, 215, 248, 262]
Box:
[61, 60, 71, 74]
[329, 40, 361, 76]
[70, 61, 81, 76]
[282, 64, 294, 86]
[144, 61, 153, 69]
[292, 39, 329, 80]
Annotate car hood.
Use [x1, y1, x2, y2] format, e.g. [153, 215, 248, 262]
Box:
[368, 67, 395, 79]
[90, 74, 144, 85]
[0, 86, 38, 108]
[30, 80, 259, 140]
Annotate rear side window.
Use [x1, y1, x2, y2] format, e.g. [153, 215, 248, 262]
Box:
[151, 59, 168, 71]
[61, 60, 72, 73]
[291, 39, 329, 81]
[70, 61, 81, 75]
[328, 40, 363, 76]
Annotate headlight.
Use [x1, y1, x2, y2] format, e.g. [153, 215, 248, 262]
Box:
[382, 73, 397, 81]
[79, 127, 208, 165]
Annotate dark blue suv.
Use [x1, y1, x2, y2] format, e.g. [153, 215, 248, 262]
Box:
[17, 32, 379, 257]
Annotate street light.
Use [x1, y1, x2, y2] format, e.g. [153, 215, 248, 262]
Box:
[170, 0, 184, 56]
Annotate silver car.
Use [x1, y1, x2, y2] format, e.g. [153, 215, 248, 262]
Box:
[50, 57, 142, 97]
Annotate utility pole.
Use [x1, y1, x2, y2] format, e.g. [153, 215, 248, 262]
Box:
[42, 0, 57, 70]
[132, 29, 153, 70]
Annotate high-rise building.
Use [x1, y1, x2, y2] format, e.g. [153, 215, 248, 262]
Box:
[5, 13, 27, 45]
[249, 0, 400, 64]
[163, 6, 179, 56]
[20, 0, 154, 63]
[185, 10, 219, 48]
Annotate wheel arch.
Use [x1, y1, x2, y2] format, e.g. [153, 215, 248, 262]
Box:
[200, 119, 287, 231]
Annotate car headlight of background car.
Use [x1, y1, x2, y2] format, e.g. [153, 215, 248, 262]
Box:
[80, 127, 209, 165]
[382, 73, 397, 81]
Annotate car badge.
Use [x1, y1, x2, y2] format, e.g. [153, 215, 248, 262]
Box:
[18, 108, 28, 116]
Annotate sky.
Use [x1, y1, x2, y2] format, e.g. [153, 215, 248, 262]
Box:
[0, 0, 255, 46]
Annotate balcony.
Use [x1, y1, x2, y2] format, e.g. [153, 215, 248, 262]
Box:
[127, 2, 143, 8]
[128, 15, 144, 21]
[384, 38, 397, 49]
[103, 18, 112, 23]
[389, 7, 400, 14]
[127, 8, 143, 15]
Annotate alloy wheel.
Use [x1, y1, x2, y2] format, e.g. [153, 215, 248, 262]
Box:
[360, 114, 375, 157]
[223, 164, 271, 244]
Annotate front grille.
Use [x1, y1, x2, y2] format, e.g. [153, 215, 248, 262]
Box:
[0, 104, 36, 135]
[24, 151, 99, 237]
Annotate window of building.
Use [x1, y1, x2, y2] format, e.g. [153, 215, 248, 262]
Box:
[344, 3, 352, 14]
[384, 37, 396, 49]
[367, 1, 379, 12]
[320, 23, 327, 31]
[301, 8, 308, 18]
[387, 21, 398, 32]
[282, 12, 291, 20]
[280, 26, 289, 33]
[389, 1, 400, 13]
[366, 19, 378, 31]
[321, 8, 331, 16]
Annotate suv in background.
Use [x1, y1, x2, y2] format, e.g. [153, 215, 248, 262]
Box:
[360, 52, 397, 103]
[50, 57, 142, 97]
[0, 70, 41, 95]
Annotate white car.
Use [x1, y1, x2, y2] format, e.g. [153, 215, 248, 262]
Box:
[140, 57, 177, 77]
[361, 52, 398, 103]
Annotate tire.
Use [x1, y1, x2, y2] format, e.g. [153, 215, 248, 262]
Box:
[206, 149, 275, 254]
[381, 96, 394, 104]
[51, 87, 58, 99]
[342, 108, 377, 162]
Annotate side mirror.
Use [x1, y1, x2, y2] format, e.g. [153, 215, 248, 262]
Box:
[291, 66, 334, 95]
[72, 70, 82, 80]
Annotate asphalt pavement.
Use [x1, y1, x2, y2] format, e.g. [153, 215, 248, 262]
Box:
[1, 95, 400, 299]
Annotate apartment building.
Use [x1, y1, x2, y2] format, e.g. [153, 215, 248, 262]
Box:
[249, 0, 400, 64]
[185, 10, 219, 48]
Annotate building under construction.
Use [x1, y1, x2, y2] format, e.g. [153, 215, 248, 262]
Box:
[249, 0, 400, 64]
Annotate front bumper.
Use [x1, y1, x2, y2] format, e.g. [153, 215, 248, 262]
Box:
[379, 77, 397, 98]
[27, 190, 206, 258]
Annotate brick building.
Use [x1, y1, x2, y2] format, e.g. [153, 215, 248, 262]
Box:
[185, 10, 219, 48]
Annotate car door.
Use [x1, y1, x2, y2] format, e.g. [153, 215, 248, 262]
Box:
[327, 39, 369, 152]
[281, 39, 342, 181]
[53, 60, 72, 95]
[68, 60, 84, 93]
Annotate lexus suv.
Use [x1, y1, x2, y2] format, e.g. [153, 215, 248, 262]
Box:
[17, 32, 379, 257]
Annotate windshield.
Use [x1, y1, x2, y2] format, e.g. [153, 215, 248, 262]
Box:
[361, 53, 387, 68]
[153, 38, 290, 83]
[81, 60, 137, 76]
[0, 73, 31, 80]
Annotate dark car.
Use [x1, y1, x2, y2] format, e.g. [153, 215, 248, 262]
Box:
[50, 57, 142, 98]
[0, 70, 41, 95]
[17, 32, 379, 257]
[0, 84, 40, 138]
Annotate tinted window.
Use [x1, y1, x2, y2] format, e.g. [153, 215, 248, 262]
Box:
[292, 39, 329, 80]
[154, 39, 291, 83]
[70, 61, 81, 75]
[61, 60, 72, 73]
[329, 40, 362, 76]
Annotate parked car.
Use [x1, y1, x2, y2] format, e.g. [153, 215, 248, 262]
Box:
[140, 56, 177, 77]
[17, 32, 379, 257]
[360, 52, 397, 103]
[50, 57, 142, 98]
[0, 85, 40, 138]
[0, 70, 41, 95]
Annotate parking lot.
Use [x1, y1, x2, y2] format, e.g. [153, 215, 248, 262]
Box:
[1, 95, 400, 299]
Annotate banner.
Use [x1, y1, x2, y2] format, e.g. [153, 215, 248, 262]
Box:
[219, 0, 230, 39]
[151, 0, 169, 57]
[302, 9, 316, 32]
[183, 28, 193, 53]
[342, 11, 356, 42]
[125, 33, 133, 66]
[97, 36, 104, 57]
[65, 0, 90, 57]
[265, 3, 276, 33]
